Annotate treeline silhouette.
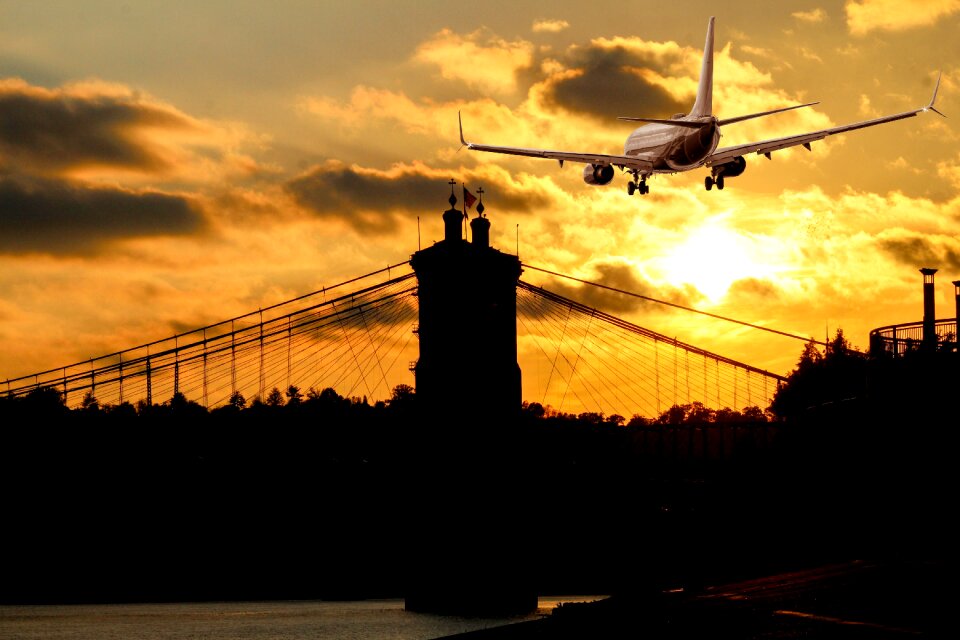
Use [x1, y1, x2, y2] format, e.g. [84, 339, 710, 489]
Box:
[1, 333, 953, 605]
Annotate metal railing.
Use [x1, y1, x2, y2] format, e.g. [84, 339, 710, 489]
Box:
[869, 318, 958, 357]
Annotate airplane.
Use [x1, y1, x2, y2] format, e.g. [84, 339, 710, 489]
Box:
[457, 16, 944, 196]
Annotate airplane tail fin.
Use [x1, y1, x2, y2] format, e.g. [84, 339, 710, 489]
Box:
[689, 16, 715, 118]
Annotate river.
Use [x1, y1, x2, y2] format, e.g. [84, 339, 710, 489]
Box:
[0, 596, 605, 640]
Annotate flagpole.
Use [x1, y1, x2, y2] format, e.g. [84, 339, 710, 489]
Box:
[462, 184, 468, 241]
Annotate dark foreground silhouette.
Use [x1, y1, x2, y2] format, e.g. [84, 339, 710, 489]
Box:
[1, 337, 954, 613]
[435, 559, 950, 638]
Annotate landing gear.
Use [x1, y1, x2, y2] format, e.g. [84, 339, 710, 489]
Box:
[704, 175, 725, 191]
[627, 173, 649, 196]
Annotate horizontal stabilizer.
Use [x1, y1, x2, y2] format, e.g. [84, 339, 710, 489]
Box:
[717, 101, 819, 126]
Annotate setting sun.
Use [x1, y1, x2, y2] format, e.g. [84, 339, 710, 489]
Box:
[657, 218, 780, 303]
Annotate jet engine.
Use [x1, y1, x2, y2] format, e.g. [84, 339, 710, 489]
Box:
[583, 163, 615, 185]
[714, 155, 746, 178]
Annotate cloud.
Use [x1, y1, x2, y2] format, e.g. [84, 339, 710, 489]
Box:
[799, 47, 823, 63]
[300, 85, 462, 136]
[539, 49, 688, 121]
[0, 77, 267, 185]
[877, 231, 960, 271]
[285, 160, 554, 235]
[532, 19, 570, 33]
[845, 0, 960, 35]
[727, 277, 781, 300]
[936, 154, 960, 189]
[541, 260, 697, 315]
[531, 36, 695, 121]
[413, 28, 535, 94]
[0, 78, 195, 176]
[0, 173, 204, 255]
[792, 8, 828, 23]
[740, 45, 774, 58]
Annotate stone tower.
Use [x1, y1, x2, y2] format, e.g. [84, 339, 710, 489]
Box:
[404, 186, 534, 617]
[410, 188, 522, 426]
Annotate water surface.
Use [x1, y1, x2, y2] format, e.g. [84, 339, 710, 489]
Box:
[0, 596, 605, 640]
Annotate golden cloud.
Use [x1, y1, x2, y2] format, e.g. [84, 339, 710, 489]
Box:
[532, 19, 570, 33]
[792, 8, 828, 23]
[937, 154, 960, 189]
[845, 0, 960, 35]
[413, 28, 535, 94]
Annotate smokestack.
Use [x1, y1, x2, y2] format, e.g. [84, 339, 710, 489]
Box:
[953, 280, 960, 351]
[921, 268, 938, 351]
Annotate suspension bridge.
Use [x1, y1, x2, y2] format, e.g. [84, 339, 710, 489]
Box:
[2, 195, 818, 421]
[2, 266, 800, 421]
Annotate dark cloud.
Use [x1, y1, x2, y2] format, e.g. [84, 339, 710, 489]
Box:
[878, 236, 960, 272]
[540, 261, 696, 315]
[285, 163, 551, 235]
[728, 277, 780, 300]
[0, 174, 205, 255]
[544, 46, 688, 121]
[0, 83, 192, 175]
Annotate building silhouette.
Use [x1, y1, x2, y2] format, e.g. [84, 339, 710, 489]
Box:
[410, 188, 522, 426]
[404, 187, 535, 617]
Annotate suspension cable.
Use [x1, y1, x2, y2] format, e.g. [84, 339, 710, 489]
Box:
[522, 263, 826, 347]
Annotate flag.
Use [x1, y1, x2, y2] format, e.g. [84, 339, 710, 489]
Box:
[463, 186, 478, 211]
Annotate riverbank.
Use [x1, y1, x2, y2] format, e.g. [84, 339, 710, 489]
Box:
[436, 559, 948, 639]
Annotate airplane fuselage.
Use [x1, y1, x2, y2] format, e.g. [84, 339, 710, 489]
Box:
[624, 119, 720, 172]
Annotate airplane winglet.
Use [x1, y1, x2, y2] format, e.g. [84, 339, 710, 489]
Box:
[925, 71, 946, 117]
[458, 111, 468, 148]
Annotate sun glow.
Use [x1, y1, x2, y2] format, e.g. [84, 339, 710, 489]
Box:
[658, 220, 777, 303]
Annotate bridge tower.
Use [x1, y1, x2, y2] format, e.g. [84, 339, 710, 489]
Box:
[404, 186, 534, 617]
[410, 187, 522, 425]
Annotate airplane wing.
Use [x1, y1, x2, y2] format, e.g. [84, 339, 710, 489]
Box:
[709, 73, 944, 166]
[459, 112, 655, 171]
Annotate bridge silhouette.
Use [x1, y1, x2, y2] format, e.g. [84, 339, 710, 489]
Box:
[3, 193, 816, 422]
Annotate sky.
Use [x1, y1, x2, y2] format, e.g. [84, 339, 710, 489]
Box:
[1, 0, 959, 397]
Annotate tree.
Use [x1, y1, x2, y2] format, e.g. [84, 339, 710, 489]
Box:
[521, 401, 546, 419]
[387, 384, 416, 414]
[80, 391, 100, 412]
[265, 387, 285, 407]
[627, 414, 651, 427]
[390, 384, 415, 404]
[228, 390, 247, 409]
[285, 385, 303, 405]
[769, 328, 867, 420]
[798, 339, 823, 368]
[740, 405, 768, 422]
[656, 404, 687, 425]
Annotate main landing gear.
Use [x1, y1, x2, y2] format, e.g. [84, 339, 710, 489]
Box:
[627, 172, 649, 196]
[704, 175, 725, 191]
